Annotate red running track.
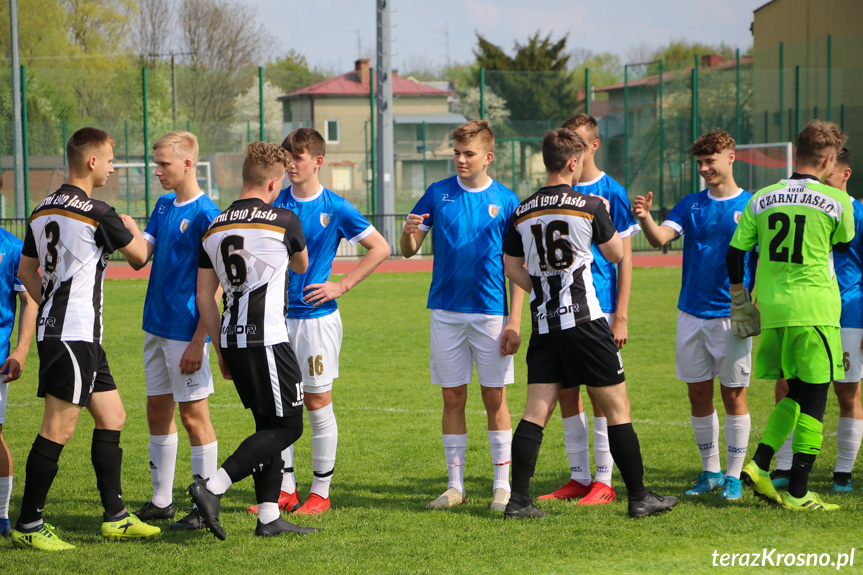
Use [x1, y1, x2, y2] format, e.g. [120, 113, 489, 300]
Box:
[105, 253, 682, 280]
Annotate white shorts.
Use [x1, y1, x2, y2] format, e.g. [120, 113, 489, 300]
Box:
[144, 333, 215, 402]
[429, 309, 515, 388]
[0, 382, 7, 425]
[837, 327, 863, 383]
[286, 309, 343, 394]
[675, 311, 751, 387]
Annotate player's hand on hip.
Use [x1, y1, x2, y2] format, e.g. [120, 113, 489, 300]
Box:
[730, 288, 761, 338]
[403, 213, 429, 235]
[179, 341, 205, 374]
[304, 281, 345, 306]
[500, 326, 521, 356]
[632, 192, 653, 220]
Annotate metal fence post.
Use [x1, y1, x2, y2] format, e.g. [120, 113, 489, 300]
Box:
[624, 64, 629, 188]
[778, 42, 784, 142]
[258, 66, 264, 141]
[480, 67, 485, 121]
[142, 66, 150, 215]
[20, 64, 28, 214]
[584, 68, 590, 115]
[125, 120, 130, 215]
[422, 120, 427, 191]
[735, 49, 741, 143]
[795, 65, 801, 136]
[62, 120, 67, 166]
[369, 67, 376, 214]
[827, 35, 832, 122]
[658, 59, 664, 212]
[691, 56, 699, 195]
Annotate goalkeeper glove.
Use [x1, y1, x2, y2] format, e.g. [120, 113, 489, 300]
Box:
[730, 288, 760, 338]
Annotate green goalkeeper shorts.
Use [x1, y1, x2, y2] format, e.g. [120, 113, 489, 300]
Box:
[756, 325, 843, 383]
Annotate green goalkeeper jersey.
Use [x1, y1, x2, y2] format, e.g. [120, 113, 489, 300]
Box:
[729, 175, 854, 329]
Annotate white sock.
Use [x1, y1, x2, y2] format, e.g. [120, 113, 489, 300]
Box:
[207, 468, 232, 495]
[835, 417, 863, 474]
[775, 430, 794, 471]
[443, 433, 467, 495]
[487, 429, 512, 491]
[593, 417, 613, 486]
[279, 444, 297, 494]
[191, 441, 218, 482]
[309, 404, 338, 499]
[691, 412, 721, 474]
[724, 413, 751, 479]
[563, 413, 591, 486]
[149, 433, 179, 508]
[257, 502, 279, 524]
[0, 476, 10, 519]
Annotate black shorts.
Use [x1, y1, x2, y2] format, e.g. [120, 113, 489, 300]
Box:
[37, 341, 117, 407]
[221, 342, 304, 419]
[526, 318, 625, 388]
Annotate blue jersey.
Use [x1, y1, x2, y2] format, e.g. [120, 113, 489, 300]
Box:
[0, 228, 24, 361]
[274, 185, 374, 319]
[664, 189, 757, 319]
[142, 192, 221, 341]
[576, 172, 641, 314]
[835, 198, 863, 329]
[411, 176, 518, 315]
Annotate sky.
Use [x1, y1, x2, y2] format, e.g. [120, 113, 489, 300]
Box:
[248, 0, 770, 73]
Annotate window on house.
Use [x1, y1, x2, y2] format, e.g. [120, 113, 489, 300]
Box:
[326, 120, 340, 143]
[331, 165, 352, 191]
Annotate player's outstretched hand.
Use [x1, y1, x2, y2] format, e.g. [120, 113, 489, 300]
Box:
[304, 281, 346, 306]
[730, 288, 761, 338]
[179, 340, 205, 374]
[0, 353, 23, 383]
[500, 326, 521, 356]
[632, 192, 653, 220]
[403, 213, 429, 236]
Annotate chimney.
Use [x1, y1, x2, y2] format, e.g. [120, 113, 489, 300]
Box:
[701, 54, 724, 68]
[355, 59, 370, 84]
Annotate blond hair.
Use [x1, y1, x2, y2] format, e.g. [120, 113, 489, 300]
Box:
[242, 141, 290, 186]
[452, 120, 495, 153]
[153, 130, 199, 165]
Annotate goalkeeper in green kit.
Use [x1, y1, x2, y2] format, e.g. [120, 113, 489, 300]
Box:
[726, 120, 853, 511]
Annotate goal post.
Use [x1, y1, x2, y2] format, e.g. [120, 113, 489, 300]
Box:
[108, 161, 216, 215]
[697, 142, 794, 193]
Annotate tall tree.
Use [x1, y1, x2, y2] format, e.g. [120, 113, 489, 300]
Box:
[132, 0, 176, 66]
[265, 50, 328, 95]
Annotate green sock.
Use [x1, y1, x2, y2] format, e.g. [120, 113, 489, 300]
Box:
[791, 413, 824, 455]
[761, 398, 801, 452]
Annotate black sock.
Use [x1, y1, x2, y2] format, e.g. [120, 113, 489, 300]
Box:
[222, 423, 301, 484]
[607, 423, 646, 497]
[788, 453, 816, 499]
[511, 419, 544, 497]
[92, 429, 126, 517]
[19, 435, 64, 525]
[753, 443, 775, 471]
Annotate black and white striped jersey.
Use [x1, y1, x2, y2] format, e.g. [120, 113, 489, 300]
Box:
[23, 184, 134, 343]
[503, 184, 617, 334]
[199, 198, 305, 349]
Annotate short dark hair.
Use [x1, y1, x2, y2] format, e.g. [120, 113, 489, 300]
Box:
[836, 146, 851, 168]
[797, 120, 846, 168]
[281, 128, 326, 158]
[542, 129, 586, 173]
[562, 114, 598, 143]
[691, 130, 735, 156]
[242, 142, 290, 186]
[67, 127, 115, 170]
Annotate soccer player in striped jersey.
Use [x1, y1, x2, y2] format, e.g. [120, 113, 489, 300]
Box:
[250, 128, 388, 516]
[192, 141, 314, 539]
[729, 120, 852, 511]
[540, 114, 641, 505]
[633, 131, 755, 500]
[130, 131, 222, 530]
[771, 146, 862, 493]
[401, 120, 524, 512]
[11, 128, 158, 550]
[502, 128, 677, 518]
[0, 171, 37, 536]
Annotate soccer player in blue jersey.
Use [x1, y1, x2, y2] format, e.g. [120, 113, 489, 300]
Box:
[771, 147, 862, 493]
[400, 120, 524, 512]
[633, 131, 754, 500]
[0, 175, 37, 535]
[251, 128, 389, 516]
[130, 131, 222, 530]
[540, 114, 641, 505]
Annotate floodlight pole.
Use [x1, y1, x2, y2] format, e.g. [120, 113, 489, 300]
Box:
[9, 0, 25, 217]
[376, 0, 395, 247]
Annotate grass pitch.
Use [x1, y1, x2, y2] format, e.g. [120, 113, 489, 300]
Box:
[2, 268, 860, 574]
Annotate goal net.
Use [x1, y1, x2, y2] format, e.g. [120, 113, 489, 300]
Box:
[102, 161, 216, 216]
[731, 142, 794, 193]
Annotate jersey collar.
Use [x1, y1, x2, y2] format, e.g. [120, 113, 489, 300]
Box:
[290, 185, 324, 202]
[456, 177, 493, 193]
[706, 188, 745, 202]
[576, 171, 605, 187]
[173, 191, 204, 207]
